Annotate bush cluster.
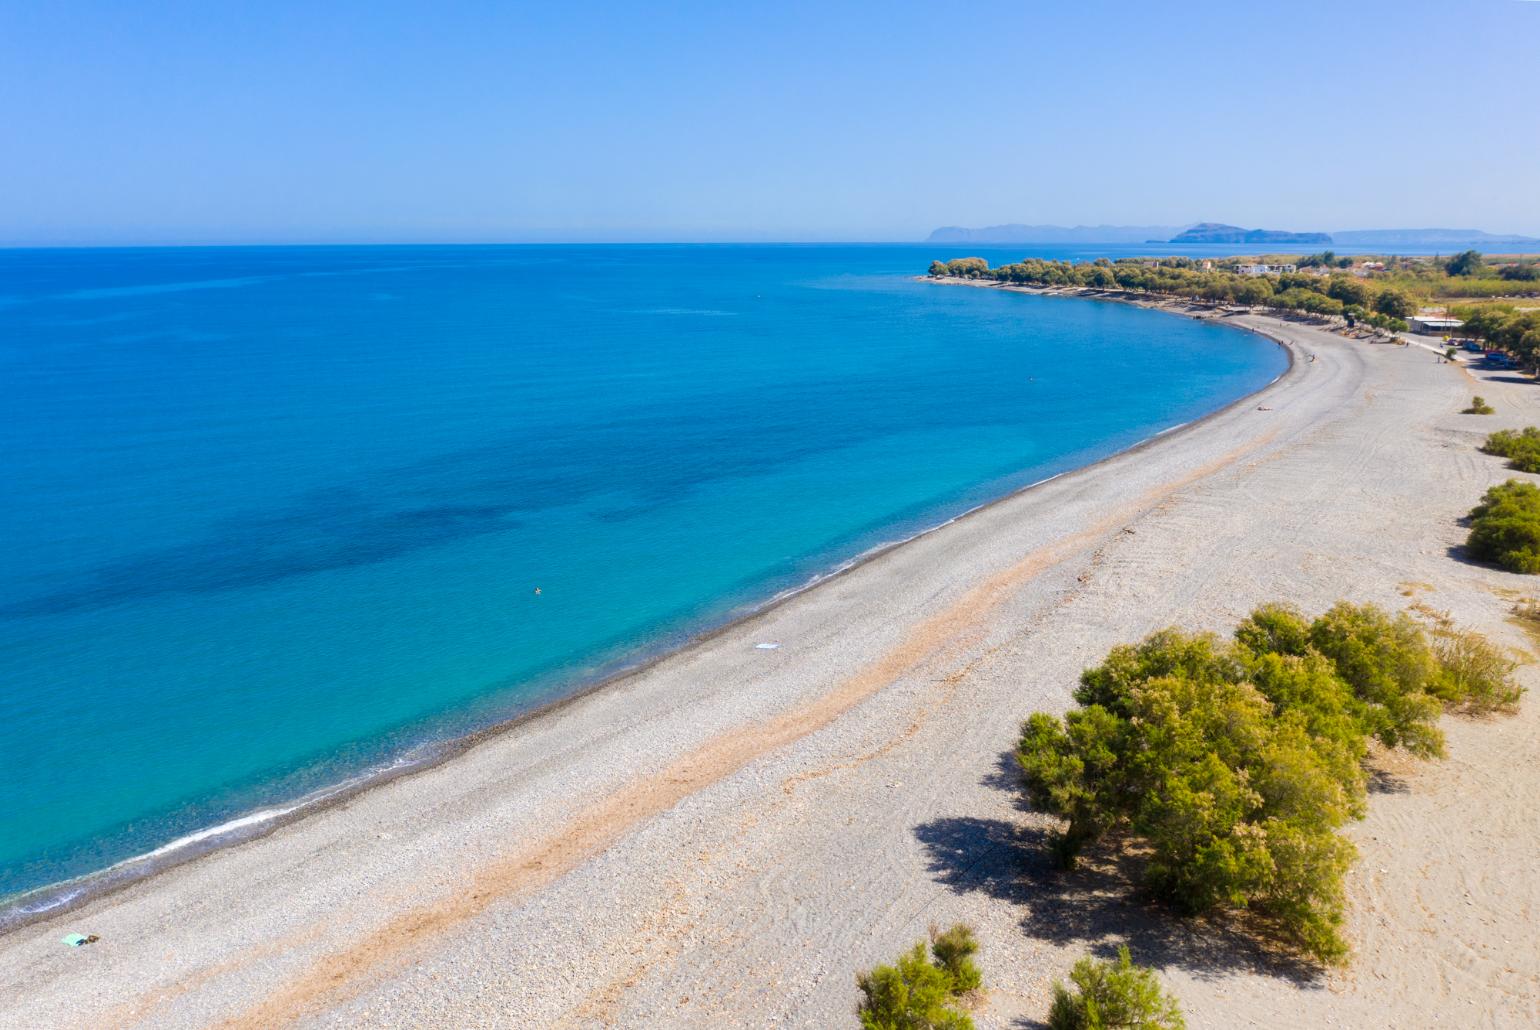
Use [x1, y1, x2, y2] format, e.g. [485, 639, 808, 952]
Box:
[1016, 603, 1518, 962]
[1463, 395, 1495, 415]
[1458, 305, 1540, 371]
[1047, 946, 1185, 1030]
[1445, 250, 1487, 277]
[856, 924, 980, 1030]
[1481, 427, 1540, 472]
[1467, 479, 1540, 574]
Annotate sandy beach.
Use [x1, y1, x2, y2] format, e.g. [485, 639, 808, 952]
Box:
[2, 298, 1537, 1029]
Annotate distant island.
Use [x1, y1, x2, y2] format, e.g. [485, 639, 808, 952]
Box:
[925, 223, 1540, 248]
[1166, 222, 1331, 245]
[1330, 228, 1540, 248]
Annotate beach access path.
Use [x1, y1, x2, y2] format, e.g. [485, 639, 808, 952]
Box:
[2, 304, 1537, 1029]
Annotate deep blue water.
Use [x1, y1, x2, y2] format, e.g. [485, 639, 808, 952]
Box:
[0, 243, 1285, 908]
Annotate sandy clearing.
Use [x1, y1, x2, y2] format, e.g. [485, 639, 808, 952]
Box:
[2, 301, 1537, 1030]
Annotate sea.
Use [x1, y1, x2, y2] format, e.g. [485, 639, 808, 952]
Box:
[0, 242, 1287, 921]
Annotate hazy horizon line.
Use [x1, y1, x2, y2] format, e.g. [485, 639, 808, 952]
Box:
[7, 223, 1538, 251]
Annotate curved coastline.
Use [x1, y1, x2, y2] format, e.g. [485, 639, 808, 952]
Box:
[0, 284, 1293, 936]
[26, 302, 1489, 1030]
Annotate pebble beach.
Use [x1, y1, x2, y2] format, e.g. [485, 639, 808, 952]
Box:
[2, 304, 1537, 1029]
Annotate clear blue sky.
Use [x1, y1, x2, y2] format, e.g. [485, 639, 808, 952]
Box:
[3, 0, 1537, 244]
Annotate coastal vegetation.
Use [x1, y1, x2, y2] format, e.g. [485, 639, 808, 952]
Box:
[927, 251, 1540, 365]
[1481, 427, 1540, 472]
[1467, 480, 1540, 574]
[1463, 396, 1495, 415]
[1299, 251, 1353, 270]
[1047, 947, 1185, 1030]
[1454, 306, 1540, 370]
[856, 924, 981, 1030]
[1016, 603, 1520, 962]
[1363, 252, 1540, 305]
[926, 257, 1412, 331]
[1445, 249, 1486, 277]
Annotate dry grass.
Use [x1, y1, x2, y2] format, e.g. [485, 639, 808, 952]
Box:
[1509, 598, 1540, 650]
[1411, 606, 1525, 713]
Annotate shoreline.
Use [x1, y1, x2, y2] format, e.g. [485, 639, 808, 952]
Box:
[921, 272, 1355, 340]
[0, 282, 1292, 935]
[10, 304, 1534, 1027]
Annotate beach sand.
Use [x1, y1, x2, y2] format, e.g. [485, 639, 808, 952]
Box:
[2, 304, 1537, 1029]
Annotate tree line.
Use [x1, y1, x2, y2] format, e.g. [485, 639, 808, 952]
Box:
[926, 256, 1413, 332]
[1371, 250, 1540, 300]
[1457, 305, 1540, 370]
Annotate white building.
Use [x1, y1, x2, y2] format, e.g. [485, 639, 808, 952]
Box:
[1234, 263, 1297, 276]
[1407, 315, 1464, 334]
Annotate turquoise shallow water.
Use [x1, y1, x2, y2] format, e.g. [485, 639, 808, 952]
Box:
[0, 244, 1285, 908]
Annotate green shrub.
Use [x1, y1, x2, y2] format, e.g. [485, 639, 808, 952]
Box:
[1467, 479, 1540, 573]
[1017, 602, 1518, 963]
[1481, 429, 1521, 456]
[938, 257, 990, 279]
[1238, 602, 1446, 757]
[1481, 428, 1535, 457]
[927, 924, 982, 993]
[1445, 250, 1487, 277]
[1481, 427, 1540, 472]
[856, 924, 980, 1030]
[1046, 946, 1185, 1030]
[1376, 289, 1415, 319]
[1019, 629, 1361, 961]
[1288, 602, 1446, 757]
[1241, 649, 1370, 817]
[1238, 602, 1521, 719]
[1463, 396, 1495, 414]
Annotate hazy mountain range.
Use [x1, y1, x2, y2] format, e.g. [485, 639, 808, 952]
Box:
[926, 223, 1540, 247]
[926, 224, 1185, 244]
